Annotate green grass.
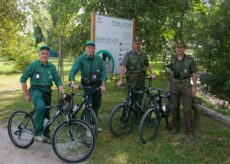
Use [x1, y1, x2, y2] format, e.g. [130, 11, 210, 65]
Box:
[0, 58, 230, 164]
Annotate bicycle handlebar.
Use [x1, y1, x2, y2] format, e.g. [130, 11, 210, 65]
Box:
[148, 88, 171, 99]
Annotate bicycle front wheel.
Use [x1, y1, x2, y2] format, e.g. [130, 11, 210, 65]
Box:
[52, 119, 96, 163]
[7, 111, 34, 148]
[81, 107, 98, 136]
[139, 107, 161, 144]
[109, 103, 135, 137]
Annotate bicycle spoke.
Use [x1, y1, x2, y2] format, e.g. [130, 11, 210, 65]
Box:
[139, 108, 160, 144]
[8, 111, 34, 148]
[53, 120, 95, 163]
[109, 104, 135, 137]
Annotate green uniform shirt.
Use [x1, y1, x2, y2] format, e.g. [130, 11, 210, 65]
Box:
[20, 60, 63, 87]
[121, 50, 149, 73]
[171, 54, 197, 80]
[69, 53, 107, 81]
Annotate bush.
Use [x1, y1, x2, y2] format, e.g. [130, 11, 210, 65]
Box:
[209, 70, 230, 99]
[13, 53, 37, 72]
[0, 34, 38, 72]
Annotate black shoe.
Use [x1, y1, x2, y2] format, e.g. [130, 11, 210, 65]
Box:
[187, 133, 194, 140]
[171, 128, 179, 135]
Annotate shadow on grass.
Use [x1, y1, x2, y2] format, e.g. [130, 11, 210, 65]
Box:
[0, 71, 20, 75]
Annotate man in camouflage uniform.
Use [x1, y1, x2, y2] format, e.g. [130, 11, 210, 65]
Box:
[117, 37, 156, 106]
[169, 40, 197, 140]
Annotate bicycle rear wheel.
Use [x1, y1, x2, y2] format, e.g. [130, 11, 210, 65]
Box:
[81, 107, 98, 136]
[52, 119, 96, 163]
[109, 103, 135, 137]
[7, 111, 34, 148]
[139, 107, 161, 144]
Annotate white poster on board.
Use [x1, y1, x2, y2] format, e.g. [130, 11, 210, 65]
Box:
[95, 14, 133, 74]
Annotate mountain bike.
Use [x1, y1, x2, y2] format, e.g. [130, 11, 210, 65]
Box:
[109, 82, 154, 137]
[7, 95, 96, 163]
[66, 85, 99, 136]
[138, 88, 171, 144]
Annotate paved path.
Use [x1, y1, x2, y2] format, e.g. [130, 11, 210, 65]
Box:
[0, 126, 86, 164]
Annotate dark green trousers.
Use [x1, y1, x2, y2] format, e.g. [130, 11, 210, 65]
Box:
[126, 74, 145, 105]
[84, 88, 102, 118]
[170, 81, 193, 134]
[30, 87, 51, 137]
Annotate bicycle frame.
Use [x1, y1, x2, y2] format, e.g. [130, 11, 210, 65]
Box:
[123, 85, 152, 116]
[149, 89, 171, 119]
[28, 101, 71, 135]
[68, 86, 101, 117]
[123, 77, 154, 114]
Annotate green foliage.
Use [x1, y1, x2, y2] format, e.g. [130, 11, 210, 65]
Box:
[189, 0, 230, 99]
[33, 24, 45, 45]
[13, 53, 36, 72]
[1, 0, 230, 97]
[0, 33, 37, 72]
[47, 0, 91, 57]
[0, 0, 37, 72]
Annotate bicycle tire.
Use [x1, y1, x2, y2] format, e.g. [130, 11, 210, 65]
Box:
[81, 107, 98, 136]
[109, 103, 135, 137]
[139, 107, 161, 144]
[7, 111, 34, 148]
[52, 119, 96, 163]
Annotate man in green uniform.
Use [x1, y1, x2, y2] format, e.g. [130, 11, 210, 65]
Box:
[20, 46, 65, 142]
[69, 40, 106, 132]
[117, 37, 156, 105]
[169, 40, 197, 140]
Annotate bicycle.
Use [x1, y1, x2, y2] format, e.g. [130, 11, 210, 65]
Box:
[138, 88, 171, 144]
[7, 95, 96, 163]
[67, 85, 99, 136]
[109, 81, 154, 137]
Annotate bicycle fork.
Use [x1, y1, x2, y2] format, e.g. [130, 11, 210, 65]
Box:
[120, 103, 131, 125]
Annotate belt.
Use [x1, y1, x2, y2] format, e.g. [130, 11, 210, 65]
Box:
[172, 79, 190, 83]
[127, 72, 145, 76]
[31, 84, 51, 89]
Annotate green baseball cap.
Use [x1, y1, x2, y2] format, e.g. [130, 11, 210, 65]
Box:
[39, 45, 50, 52]
[85, 40, 95, 47]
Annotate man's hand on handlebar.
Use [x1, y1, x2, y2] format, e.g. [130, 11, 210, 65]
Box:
[69, 81, 79, 90]
[71, 84, 79, 90]
[147, 73, 156, 80]
[62, 93, 68, 100]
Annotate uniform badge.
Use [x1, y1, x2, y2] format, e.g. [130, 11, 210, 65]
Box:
[93, 74, 97, 79]
[35, 72, 40, 79]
